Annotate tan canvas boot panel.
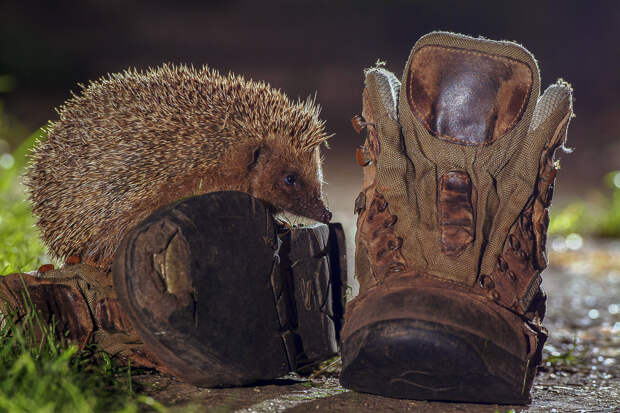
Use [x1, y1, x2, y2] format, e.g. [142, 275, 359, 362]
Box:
[365, 33, 571, 300]
[353, 68, 408, 294]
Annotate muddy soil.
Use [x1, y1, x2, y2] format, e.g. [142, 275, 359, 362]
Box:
[139, 238, 620, 412]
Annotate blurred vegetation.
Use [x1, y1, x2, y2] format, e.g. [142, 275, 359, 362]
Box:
[0, 94, 49, 274]
[549, 170, 620, 238]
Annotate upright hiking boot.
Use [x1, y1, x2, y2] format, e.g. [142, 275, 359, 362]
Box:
[340, 32, 573, 404]
[0, 191, 346, 387]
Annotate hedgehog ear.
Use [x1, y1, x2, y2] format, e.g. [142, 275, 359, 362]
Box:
[248, 145, 271, 169]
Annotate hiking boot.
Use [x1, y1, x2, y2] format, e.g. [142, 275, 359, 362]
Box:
[340, 31, 573, 404]
[1, 191, 346, 387]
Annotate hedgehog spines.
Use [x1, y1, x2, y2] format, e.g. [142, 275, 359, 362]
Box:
[25, 63, 331, 268]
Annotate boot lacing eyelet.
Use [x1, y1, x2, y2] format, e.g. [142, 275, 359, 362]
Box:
[388, 262, 405, 273]
[507, 270, 517, 281]
[480, 274, 495, 290]
[387, 237, 403, 250]
[383, 215, 397, 227]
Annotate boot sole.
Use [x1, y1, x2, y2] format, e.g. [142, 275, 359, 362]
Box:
[340, 318, 532, 404]
[113, 191, 343, 386]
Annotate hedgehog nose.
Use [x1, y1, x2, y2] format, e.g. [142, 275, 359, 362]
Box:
[321, 209, 332, 224]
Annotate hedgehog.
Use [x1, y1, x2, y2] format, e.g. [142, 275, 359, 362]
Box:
[24, 64, 332, 270]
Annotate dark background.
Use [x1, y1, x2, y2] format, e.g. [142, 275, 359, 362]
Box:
[1, 0, 618, 220]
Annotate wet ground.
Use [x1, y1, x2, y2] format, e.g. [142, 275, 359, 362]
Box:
[137, 237, 620, 412]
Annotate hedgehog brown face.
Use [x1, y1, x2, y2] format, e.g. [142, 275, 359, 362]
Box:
[248, 144, 331, 223]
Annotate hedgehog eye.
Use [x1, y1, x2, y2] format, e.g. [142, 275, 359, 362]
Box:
[284, 174, 297, 186]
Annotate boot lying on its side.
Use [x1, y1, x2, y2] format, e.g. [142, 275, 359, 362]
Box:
[0, 191, 346, 387]
[341, 31, 573, 404]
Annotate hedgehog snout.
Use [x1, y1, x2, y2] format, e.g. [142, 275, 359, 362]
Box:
[321, 208, 332, 223]
[303, 196, 331, 224]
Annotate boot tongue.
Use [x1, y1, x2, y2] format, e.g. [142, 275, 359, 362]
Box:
[403, 34, 535, 145]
